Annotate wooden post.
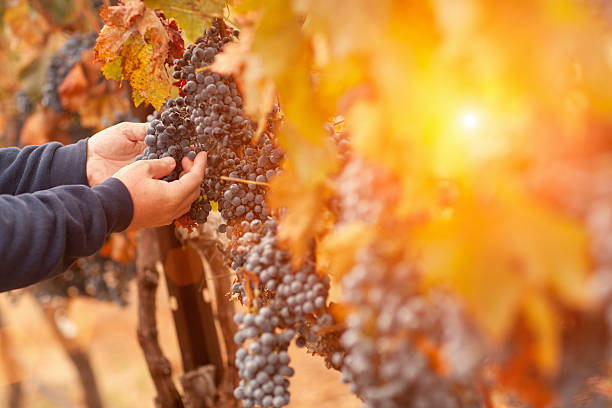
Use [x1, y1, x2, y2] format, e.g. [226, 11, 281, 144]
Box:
[155, 225, 224, 386]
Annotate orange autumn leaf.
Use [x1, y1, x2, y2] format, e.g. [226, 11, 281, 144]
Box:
[268, 168, 332, 266]
[144, 0, 226, 43]
[2, 0, 48, 47]
[100, 232, 136, 264]
[494, 325, 556, 408]
[58, 63, 89, 111]
[59, 50, 131, 130]
[95, 0, 184, 109]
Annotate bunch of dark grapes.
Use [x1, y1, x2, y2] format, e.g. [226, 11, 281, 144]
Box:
[140, 19, 284, 229]
[232, 308, 294, 408]
[338, 245, 484, 408]
[32, 252, 135, 306]
[42, 33, 96, 112]
[139, 19, 277, 226]
[231, 228, 334, 408]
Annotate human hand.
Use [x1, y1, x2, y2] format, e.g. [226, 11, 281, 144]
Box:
[112, 152, 207, 229]
[86, 122, 147, 187]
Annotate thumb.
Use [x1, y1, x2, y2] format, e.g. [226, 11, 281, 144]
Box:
[167, 152, 206, 195]
[178, 151, 206, 184]
[144, 157, 176, 179]
[126, 122, 148, 142]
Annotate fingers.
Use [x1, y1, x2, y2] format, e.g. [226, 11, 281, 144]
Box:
[167, 153, 206, 201]
[173, 152, 206, 186]
[144, 157, 176, 179]
[192, 151, 207, 177]
[121, 122, 148, 142]
[181, 155, 195, 173]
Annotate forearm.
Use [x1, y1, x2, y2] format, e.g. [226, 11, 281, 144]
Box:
[0, 178, 133, 291]
[0, 139, 89, 195]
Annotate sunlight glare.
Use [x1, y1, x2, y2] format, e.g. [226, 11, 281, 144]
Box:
[460, 110, 480, 131]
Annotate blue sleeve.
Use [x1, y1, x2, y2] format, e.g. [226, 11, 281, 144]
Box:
[0, 177, 134, 292]
[0, 139, 89, 194]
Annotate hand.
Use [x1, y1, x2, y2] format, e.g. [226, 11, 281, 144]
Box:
[86, 122, 148, 187]
[112, 152, 207, 229]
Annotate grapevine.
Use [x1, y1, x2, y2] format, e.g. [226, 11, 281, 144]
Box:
[3, 1, 612, 407]
[137, 17, 493, 407]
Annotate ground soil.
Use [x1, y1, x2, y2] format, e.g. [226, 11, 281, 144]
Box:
[0, 279, 360, 408]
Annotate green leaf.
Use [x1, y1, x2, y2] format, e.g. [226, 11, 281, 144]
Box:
[144, 0, 227, 43]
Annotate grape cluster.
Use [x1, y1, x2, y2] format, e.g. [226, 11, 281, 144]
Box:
[233, 308, 294, 408]
[233, 230, 332, 329]
[230, 228, 334, 407]
[339, 246, 483, 408]
[139, 19, 282, 227]
[141, 101, 199, 174]
[42, 33, 96, 112]
[333, 155, 398, 225]
[215, 133, 282, 230]
[32, 252, 134, 306]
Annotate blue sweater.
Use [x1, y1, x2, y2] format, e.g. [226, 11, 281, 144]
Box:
[0, 139, 133, 291]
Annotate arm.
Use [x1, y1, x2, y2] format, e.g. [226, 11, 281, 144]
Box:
[0, 139, 89, 194]
[0, 178, 132, 291]
[0, 122, 149, 194]
[0, 151, 207, 292]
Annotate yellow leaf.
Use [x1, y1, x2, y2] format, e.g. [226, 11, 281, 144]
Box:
[95, 0, 183, 109]
[268, 168, 331, 265]
[144, 0, 226, 43]
[522, 292, 559, 373]
[252, 0, 304, 80]
[102, 58, 124, 81]
[122, 36, 172, 109]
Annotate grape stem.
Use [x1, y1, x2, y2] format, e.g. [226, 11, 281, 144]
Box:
[220, 176, 270, 186]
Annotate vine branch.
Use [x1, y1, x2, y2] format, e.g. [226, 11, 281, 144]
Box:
[135, 228, 184, 408]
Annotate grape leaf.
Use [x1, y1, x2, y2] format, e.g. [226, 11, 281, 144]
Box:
[57, 62, 89, 109]
[267, 166, 334, 265]
[144, 0, 226, 43]
[59, 50, 131, 129]
[95, 0, 184, 109]
[233, 3, 344, 261]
